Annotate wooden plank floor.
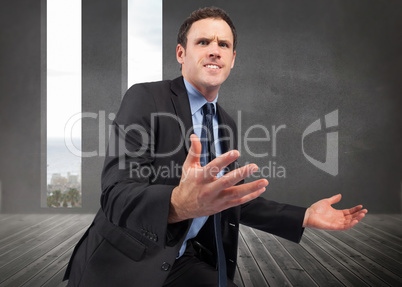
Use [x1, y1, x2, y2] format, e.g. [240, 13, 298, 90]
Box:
[0, 214, 401, 287]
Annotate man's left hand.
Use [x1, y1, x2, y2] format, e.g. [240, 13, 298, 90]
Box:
[303, 194, 368, 230]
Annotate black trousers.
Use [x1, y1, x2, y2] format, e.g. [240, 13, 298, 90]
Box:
[162, 241, 237, 287]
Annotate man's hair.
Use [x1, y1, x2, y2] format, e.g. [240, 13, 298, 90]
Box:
[177, 7, 237, 51]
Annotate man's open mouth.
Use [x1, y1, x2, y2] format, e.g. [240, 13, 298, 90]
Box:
[204, 64, 221, 69]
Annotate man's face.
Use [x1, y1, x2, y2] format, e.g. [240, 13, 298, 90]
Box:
[176, 18, 236, 98]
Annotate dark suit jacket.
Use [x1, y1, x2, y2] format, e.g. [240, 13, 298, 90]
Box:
[64, 76, 306, 286]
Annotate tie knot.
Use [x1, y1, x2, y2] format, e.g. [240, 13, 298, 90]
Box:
[202, 103, 215, 116]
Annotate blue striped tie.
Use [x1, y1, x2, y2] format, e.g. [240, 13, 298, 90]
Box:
[201, 103, 227, 287]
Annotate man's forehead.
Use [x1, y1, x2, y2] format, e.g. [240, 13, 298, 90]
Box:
[188, 18, 233, 41]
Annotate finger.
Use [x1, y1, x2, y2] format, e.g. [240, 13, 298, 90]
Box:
[328, 194, 342, 205]
[351, 209, 367, 220]
[356, 211, 367, 220]
[204, 150, 240, 178]
[221, 179, 269, 201]
[224, 187, 267, 209]
[345, 210, 366, 227]
[184, 134, 202, 167]
[344, 205, 364, 215]
[346, 212, 366, 229]
[210, 164, 261, 191]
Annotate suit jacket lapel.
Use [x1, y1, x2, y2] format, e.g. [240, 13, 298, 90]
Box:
[169, 76, 193, 154]
[169, 77, 236, 157]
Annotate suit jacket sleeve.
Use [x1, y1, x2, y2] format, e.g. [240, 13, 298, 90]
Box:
[240, 197, 306, 243]
[100, 82, 187, 248]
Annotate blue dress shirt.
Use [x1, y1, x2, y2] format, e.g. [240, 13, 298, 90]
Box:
[177, 78, 223, 258]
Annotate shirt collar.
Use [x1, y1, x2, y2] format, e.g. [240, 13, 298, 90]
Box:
[183, 77, 218, 116]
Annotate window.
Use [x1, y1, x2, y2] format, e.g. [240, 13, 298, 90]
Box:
[128, 0, 162, 87]
[44, 0, 162, 208]
[46, 0, 82, 208]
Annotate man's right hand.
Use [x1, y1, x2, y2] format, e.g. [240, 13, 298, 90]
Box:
[168, 134, 268, 223]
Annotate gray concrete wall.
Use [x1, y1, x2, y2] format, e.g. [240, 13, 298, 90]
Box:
[0, 0, 400, 213]
[163, 0, 402, 212]
[81, 0, 127, 212]
[0, 0, 45, 213]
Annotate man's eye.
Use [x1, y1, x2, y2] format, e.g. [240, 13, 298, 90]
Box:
[199, 40, 207, 45]
[219, 43, 228, 48]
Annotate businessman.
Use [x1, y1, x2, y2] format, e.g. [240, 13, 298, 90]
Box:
[64, 7, 367, 287]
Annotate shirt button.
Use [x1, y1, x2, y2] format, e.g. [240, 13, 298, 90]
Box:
[161, 262, 170, 271]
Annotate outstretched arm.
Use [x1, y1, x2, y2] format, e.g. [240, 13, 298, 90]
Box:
[303, 194, 368, 231]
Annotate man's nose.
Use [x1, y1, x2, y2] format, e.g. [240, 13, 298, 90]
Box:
[208, 43, 221, 58]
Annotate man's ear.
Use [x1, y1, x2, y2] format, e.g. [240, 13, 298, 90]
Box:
[230, 50, 236, 69]
[176, 44, 185, 64]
